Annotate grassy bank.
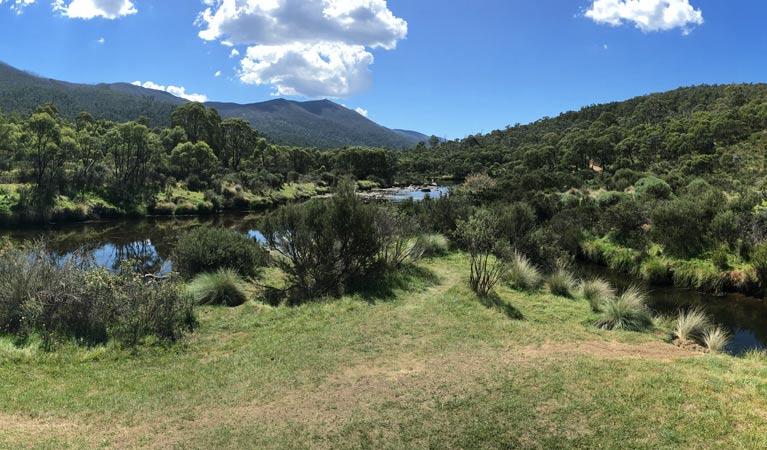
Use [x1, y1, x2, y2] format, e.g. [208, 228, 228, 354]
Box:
[0, 182, 326, 226]
[1, 253, 766, 449]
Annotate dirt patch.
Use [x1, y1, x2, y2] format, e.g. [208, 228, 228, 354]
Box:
[520, 340, 701, 362]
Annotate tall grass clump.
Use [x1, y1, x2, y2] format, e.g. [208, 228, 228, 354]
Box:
[188, 270, 249, 307]
[174, 227, 267, 278]
[672, 307, 711, 343]
[595, 286, 652, 331]
[414, 233, 450, 257]
[741, 348, 767, 361]
[579, 277, 615, 312]
[546, 268, 577, 298]
[640, 257, 671, 285]
[702, 326, 731, 353]
[507, 251, 543, 291]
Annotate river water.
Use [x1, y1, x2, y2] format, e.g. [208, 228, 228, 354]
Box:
[2, 188, 764, 355]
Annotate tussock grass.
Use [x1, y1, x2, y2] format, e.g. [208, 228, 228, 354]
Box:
[702, 326, 731, 353]
[188, 270, 249, 307]
[673, 307, 711, 343]
[640, 257, 672, 285]
[546, 268, 577, 298]
[506, 251, 543, 291]
[741, 348, 767, 361]
[415, 233, 450, 257]
[579, 277, 615, 312]
[595, 286, 652, 331]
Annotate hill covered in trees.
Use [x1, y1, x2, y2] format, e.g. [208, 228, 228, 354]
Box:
[0, 62, 423, 149]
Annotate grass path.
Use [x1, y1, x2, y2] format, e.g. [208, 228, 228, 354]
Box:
[1, 254, 766, 449]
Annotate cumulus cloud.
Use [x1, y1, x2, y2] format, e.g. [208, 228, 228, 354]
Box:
[53, 0, 137, 19]
[229, 49, 240, 58]
[0, 0, 36, 14]
[97, 37, 105, 44]
[197, 0, 408, 98]
[585, 0, 703, 34]
[131, 81, 208, 103]
[214, 70, 222, 77]
[355, 107, 368, 117]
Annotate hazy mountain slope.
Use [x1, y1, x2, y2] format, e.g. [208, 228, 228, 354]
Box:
[208, 99, 420, 149]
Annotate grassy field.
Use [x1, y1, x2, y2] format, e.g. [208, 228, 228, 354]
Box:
[1, 253, 766, 449]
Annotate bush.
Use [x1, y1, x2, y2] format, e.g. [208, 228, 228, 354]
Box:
[506, 251, 543, 291]
[457, 209, 507, 297]
[188, 270, 249, 307]
[673, 307, 711, 343]
[414, 234, 450, 257]
[595, 286, 652, 331]
[0, 241, 195, 348]
[173, 227, 267, 278]
[634, 176, 672, 200]
[546, 268, 577, 298]
[671, 259, 726, 293]
[752, 243, 767, 291]
[639, 257, 671, 285]
[261, 178, 383, 301]
[579, 277, 615, 312]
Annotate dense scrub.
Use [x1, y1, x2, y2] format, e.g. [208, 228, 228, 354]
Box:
[0, 240, 195, 348]
[173, 227, 267, 278]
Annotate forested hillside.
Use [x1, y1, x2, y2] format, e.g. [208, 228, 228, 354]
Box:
[0, 62, 423, 149]
[398, 84, 767, 296]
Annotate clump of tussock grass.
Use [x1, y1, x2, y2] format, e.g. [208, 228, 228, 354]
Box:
[702, 326, 731, 353]
[188, 270, 249, 307]
[595, 286, 652, 331]
[672, 307, 711, 343]
[506, 251, 543, 291]
[414, 234, 450, 257]
[651, 314, 674, 332]
[579, 277, 615, 312]
[741, 348, 767, 361]
[546, 268, 577, 298]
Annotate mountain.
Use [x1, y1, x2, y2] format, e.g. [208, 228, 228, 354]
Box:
[0, 62, 422, 149]
[207, 99, 420, 149]
[393, 129, 430, 142]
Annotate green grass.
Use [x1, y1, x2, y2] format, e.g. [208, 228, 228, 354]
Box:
[1, 252, 766, 449]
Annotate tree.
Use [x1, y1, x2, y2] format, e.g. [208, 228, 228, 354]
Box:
[105, 122, 160, 203]
[171, 103, 210, 144]
[25, 111, 63, 200]
[221, 118, 264, 171]
[169, 142, 219, 185]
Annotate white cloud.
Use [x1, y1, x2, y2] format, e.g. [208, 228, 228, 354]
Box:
[585, 0, 703, 34]
[229, 49, 240, 58]
[1, 0, 36, 14]
[53, 0, 137, 19]
[131, 81, 208, 103]
[355, 107, 368, 117]
[197, 0, 408, 98]
[214, 70, 222, 77]
[97, 37, 105, 44]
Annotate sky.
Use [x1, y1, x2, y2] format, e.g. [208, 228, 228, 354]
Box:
[0, 0, 765, 139]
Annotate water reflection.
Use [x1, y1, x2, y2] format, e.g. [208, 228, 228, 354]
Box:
[578, 264, 767, 355]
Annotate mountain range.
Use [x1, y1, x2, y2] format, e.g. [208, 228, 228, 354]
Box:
[0, 62, 425, 149]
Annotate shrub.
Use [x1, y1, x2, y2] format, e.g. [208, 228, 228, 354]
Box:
[581, 238, 641, 274]
[673, 307, 711, 343]
[506, 251, 543, 291]
[414, 234, 450, 257]
[0, 241, 195, 348]
[173, 227, 267, 278]
[752, 243, 767, 291]
[546, 268, 577, 298]
[579, 277, 615, 312]
[375, 209, 420, 270]
[640, 257, 671, 285]
[188, 270, 249, 307]
[457, 209, 508, 297]
[671, 260, 726, 293]
[261, 178, 383, 301]
[595, 286, 652, 331]
[634, 176, 672, 200]
[702, 326, 731, 353]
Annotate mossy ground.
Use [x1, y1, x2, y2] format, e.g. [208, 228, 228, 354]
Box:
[1, 253, 766, 449]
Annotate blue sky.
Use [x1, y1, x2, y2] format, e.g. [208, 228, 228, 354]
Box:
[0, 0, 765, 139]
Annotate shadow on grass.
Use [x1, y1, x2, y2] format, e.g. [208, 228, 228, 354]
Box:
[478, 291, 524, 320]
[350, 263, 440, 304]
